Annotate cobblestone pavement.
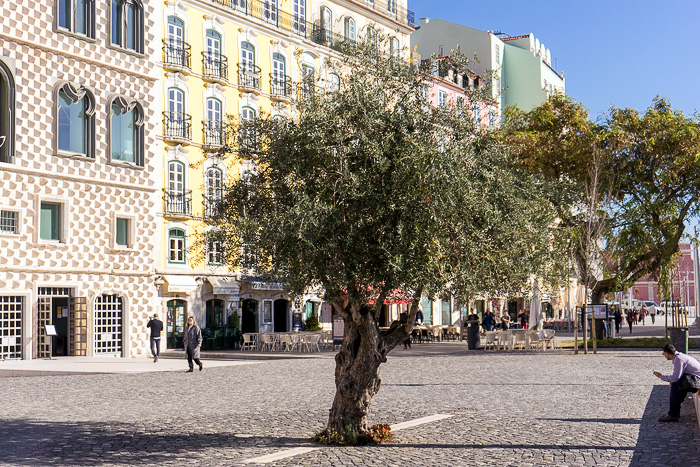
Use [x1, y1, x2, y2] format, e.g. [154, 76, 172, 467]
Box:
[2, 346, 700, 466]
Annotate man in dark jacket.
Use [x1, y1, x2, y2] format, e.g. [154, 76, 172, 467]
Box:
[146, 313, 164, 362]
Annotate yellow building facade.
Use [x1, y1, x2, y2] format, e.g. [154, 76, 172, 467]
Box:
[156, 0, 414, 347]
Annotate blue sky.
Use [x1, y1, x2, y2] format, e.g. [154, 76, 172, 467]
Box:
[407, 0, 700, 121]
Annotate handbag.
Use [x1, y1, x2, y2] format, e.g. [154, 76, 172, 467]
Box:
[677, 374, 700, 393]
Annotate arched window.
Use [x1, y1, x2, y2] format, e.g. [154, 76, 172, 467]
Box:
[344, 17, 355, 41]
[205, 97, 222, 146]
[205, 167, 223, 217]
[56, 83, 95, 157]
[111, 0, 144, 53]
[57, 0, 95, 38]
[167, 16, 184, 46]
[272, 53, 286, 91]
[110, 96, 144, 166]
[0, 59, 16, 164]
[389, 37, 400, 59]
[240, 107, 257, 151]
[165, 87, 190, 140]
[205, 29, 221, 56]
[167, 160, 188, 215]
[168, 228, 186, 263]
[241, 42, 256, 74]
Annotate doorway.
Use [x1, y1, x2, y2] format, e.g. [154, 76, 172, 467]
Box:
[206, 299, 224, 328]
[167, 299, 186, 349]
[51, 297, 69, 356]
[241, 299, 258, 333]
[273, 299, 288, 332]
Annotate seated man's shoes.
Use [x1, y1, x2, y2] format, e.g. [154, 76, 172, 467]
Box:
[658, 414, 680, 422]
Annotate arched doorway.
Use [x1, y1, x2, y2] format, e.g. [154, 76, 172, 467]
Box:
[206, 299, 224, 328]
[241, 299, 258, 333]
[273, 299, 288, 332]
[167, 299, 187, 349]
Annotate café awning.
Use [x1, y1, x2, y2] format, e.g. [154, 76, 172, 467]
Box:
[162, 275, 198, 293]
[206, 277, 239, 295]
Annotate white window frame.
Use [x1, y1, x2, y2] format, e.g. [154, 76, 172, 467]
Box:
[0, 208, 21, 236]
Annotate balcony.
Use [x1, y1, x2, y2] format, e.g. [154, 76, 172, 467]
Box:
[162, 39, 191, 71]
[163, 111, 192, 143]
[269, 74, 292, 101]
[237, 64, 261, 93]
[203, 194, 223, 218]
[164, 190, 192, 217]
[202, 52, 228, 83]
[203, 121, 225, 148]
[296, 82, 315, 103]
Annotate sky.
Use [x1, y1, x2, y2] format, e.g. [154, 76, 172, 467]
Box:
[406, 0, 700, 236]
[406, 0, 700, 121]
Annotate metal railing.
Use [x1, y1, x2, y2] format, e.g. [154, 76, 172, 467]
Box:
[296, 82, 315, 102]
[269, 74, 292, 98]
[202, 52, 228, 81]
[164, 190, 192, 216]
[204, 194, 223, 218]
[210, 0, 415, 38]
[162, 39, 191, 70]
[237, 64, 261, 90]
[203, 121, 225, 147]
[163, 111, 192, 141]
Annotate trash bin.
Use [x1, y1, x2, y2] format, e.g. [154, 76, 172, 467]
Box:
[669, 327, 689, 354]
[466, 320, 481, 350]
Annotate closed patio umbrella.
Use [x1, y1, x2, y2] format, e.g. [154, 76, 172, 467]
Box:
[529, 280, 542, 330]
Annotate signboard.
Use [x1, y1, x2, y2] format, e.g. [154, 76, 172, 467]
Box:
[251, 282, 285, 291]
[585, 304, 608, 319]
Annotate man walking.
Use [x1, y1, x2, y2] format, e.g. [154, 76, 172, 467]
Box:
[146, 313, 164, 362]
[653, 344, 700, 422]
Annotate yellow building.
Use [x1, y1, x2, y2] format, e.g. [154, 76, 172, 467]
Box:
[156, 0, 414, 347]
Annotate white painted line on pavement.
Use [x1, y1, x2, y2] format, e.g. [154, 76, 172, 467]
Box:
[241, 413, 453, 464]
[391, 413, 453, 431]
[242, 446, 319, 464]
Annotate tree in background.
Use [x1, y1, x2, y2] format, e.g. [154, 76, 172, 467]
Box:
[205, 36, 559, 441]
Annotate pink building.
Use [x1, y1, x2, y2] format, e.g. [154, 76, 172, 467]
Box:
[631, 243, 697, 307]
[421, 58, 499, 130]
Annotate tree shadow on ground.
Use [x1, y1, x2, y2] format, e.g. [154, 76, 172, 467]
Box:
[0, 418, 309, 466]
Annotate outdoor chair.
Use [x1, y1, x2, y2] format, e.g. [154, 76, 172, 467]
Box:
[304, 334, 321, 352]
[241, 333, 256, 351]
[261, 333, 277, 352]
[543, 329, 559, 350]
[527, 330, 547, 351]
[483, 331, 499, 350]
[281, 333, 299, 352]
[511, 330, 527, 350]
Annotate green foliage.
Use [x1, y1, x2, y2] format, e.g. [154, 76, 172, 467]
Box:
[312, 423, 393, 445]
[304, 312, 321, 332]
[205, 34, 559, 312]
[228, 311, 239, 328]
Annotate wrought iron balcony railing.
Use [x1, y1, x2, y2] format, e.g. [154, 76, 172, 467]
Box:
[269, 74, 292, 99]
[237, 64, 261, 90]
[163, 111, 192, 141]
[162, 39, 191, 70]
[204, 194, 223, 218]
[202, 52, 228, 81]
[164, 190, 192, 216]
[203, 121, 226, 147]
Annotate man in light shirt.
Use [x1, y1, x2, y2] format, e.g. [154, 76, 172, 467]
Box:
[653, 344, 700, 422]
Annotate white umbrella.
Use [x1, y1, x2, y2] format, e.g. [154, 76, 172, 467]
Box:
[529, 280, 542, 330]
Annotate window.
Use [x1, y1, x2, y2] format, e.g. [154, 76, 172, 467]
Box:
[488, 110, 497, 127]
[389, 37, 400, 59]
[166, 16, 184, 47]
[344, 17, 355, 41]
[115, 217, 130, 247]
[263, 0, 277, 24]
[419, 84, 429, 104]
[111, 0, 143, 53]
[241, 42, 255, 74]
[208, 239, 223, 265]
[110, 97, 144, 166]
[473, 103, 481, 129]
[205, 167, 223, 217]
[204, 98, 223, 146]
[0, 59, 16, 164]
[328, 73, 340, 92]
[387, 0, 397, 15]
[438, 90, 447, 107]
[168, 228, 186, 263]
[240, 107, 257, 150]
[166, 161, 189, 215]
[57, 0, 95, 38]
[292, 0, 306, 35]
[0, 210, 18, 234]
[262, 300, 272, 323]
[40, 202, 62, 241]
[271, 53, 286, 90]
[56, 83, 95, 158]
[495, 44, 500, 66]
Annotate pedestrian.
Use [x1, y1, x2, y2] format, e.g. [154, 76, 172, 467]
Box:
[650, 305, 656, 324]
[183, 316, 203, 372]
[614, 308, 622, 334]
[626, 309, 634, 334]
[640, 305, 647, 325]
[518, 309, 528, 329]
[501, 311, 511, 330]
[633, 307, 639, 324]
[415, 307, 424, 325]
[484, 310, 495, 331]
[146, 313, 163, 362]
[653, 344, 700, 422]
